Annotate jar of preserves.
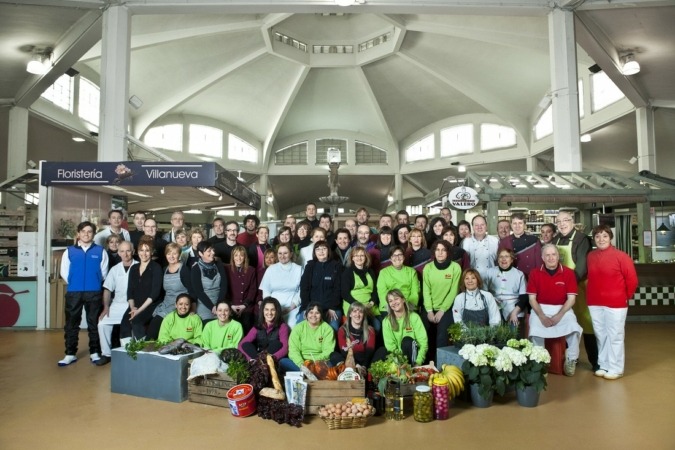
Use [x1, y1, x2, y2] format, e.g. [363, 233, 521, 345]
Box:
[413, 385, 433, 422]
[432, 377, 450, 420]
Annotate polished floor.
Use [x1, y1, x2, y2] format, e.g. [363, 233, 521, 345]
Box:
[1, 323, 674, 450]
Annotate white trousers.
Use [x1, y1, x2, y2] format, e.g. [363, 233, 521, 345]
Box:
[530, 333, 580, 361]
[97, 322, 115, 357]
[589, 306, 627, 375]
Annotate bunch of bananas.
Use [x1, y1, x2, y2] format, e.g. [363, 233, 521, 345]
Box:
[428, 364, 465, 398]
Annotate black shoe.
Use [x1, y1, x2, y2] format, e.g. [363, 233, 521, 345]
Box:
[95, 356, 111, 366]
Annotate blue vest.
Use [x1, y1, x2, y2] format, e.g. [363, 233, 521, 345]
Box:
[66, 244, 105, 292]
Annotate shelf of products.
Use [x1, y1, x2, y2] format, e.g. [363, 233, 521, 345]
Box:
[0, 210, 26, 277]
[498, 209, 558, 233]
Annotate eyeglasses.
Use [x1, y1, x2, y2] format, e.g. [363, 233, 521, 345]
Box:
[226, 228, 238, 232]
[391, 254, 404, 259]
[555, 218, 572, 224]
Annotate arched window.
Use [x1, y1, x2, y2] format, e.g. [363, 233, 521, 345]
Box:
[405, 134, 434, 162]
[228, 134, 258, 163]
[275, 142, 308, 165]
[591, 72, 625, 112]
[316, 139, 347, 164]
[189, 124, 223, 158]
[41, 74, 73, 112]
[78, 78, 100, 127]
[355, 141, 387, 164]
[144, 124, 183, 151]
[480, 124, 516, 151]
[534, 105, 553, 140]
[440, 124, 473, 157]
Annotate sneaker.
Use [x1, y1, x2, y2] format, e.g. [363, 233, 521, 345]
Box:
[90, 353, 101, 363]
[603, 373, 623, 380]
[95, 355, 111, 366]
[594, 369, 608, 377]
[564, 358, 577, 377]
[58, 355, 78, 366]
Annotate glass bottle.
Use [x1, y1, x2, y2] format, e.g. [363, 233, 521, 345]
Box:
[394, 380, 404, 420]
[413, 385, 433, 422]
[385, 379, 396, 420]
[432, 376, 450, 420]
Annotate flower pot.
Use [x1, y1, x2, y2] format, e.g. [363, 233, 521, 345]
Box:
[469, 383, 493, 408]
[516, 385, 540, 407]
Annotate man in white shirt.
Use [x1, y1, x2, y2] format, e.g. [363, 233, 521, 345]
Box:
[461, 215, 499, 280]
[94, 210, 130, 247]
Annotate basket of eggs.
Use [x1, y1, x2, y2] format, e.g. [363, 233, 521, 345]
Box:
[317, 400, 376, 430]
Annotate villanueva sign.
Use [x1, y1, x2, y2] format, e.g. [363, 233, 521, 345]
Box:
[40, 161, 216, 187]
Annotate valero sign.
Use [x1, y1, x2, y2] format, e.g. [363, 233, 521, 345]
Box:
[448, 186, 480, 210]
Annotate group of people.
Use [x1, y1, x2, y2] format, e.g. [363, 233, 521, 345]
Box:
[58, 204, 638, 382]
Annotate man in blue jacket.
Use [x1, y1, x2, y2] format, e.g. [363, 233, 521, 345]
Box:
[58, 221, 109, 366]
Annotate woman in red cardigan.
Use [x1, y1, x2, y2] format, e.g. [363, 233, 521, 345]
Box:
[331, 302, 376, 371]
[587, 224, 638, 380]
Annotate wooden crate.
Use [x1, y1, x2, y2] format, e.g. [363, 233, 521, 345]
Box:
[305, 380, 366, 415]
[187, 372, 237, 408]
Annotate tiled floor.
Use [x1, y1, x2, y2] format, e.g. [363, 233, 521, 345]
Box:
[1, 323, 674, 449]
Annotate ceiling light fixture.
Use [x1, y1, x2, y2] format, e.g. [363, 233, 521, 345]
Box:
[580, 134, 591, 143]
[457, 165, 466, 173]
[620, 53, 640, 76]
[129, 95, 143, 110]
[26, 50, 51, 75]
[629, 156, 638, 165]
[72, 136, 85, 142]
[160, 187, 165, 195]
[335, 0, 361, 5]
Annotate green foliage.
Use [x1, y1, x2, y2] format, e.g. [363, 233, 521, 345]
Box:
[459, 322, 517, 347]
[227, 359, 251, 384]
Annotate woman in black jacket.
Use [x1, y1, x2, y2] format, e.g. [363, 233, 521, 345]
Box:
[190, 241, 228, 323]
[299, 240, 343, 331]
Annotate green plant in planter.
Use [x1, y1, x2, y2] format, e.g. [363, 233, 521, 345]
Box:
[447, 322, 464, 346]
[458, 322, 517, 347]
[459, 343, 508, 398]
[56, 218, 76, 239]
[493, 323, 518, 347]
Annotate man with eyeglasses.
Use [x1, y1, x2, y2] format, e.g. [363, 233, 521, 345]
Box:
[461, 215, 499, 280]
[356, 224, 380, 271]
[551, 211, 598, 372]
[214, 220, 239, 264]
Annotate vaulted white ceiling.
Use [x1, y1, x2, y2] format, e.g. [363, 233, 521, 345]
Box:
[2, 0, 674, 217]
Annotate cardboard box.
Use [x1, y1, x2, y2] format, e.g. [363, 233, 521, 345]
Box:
[187, 372, 237, 408]
[111, 348, 203, 403]
[305, 379, 365, 415]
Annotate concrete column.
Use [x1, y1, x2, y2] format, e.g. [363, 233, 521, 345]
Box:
[548, 8, 581, 171]
[394, 173, 403, 212]
[98, 4, 131, 162]
[7, 107, 29, 180]
[636, 202, 651, 263]
[486, 201, 498, 235]
[526, 157, 541, 172]
[636, 107, 656, 172]
[259, 173, 268, 220]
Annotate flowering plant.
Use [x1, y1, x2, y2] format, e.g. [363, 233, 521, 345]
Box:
[504, 339, 551, 393]
[459, 344, 509, 399]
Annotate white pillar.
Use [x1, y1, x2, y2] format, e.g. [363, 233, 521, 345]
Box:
[636, 106, 656, 172]
[549, 8, 581, 171]
[526, 157, 541, 172]
[394, 173, 403, 212]
[7, 107, 29, 179]
[98, 4, 131, 162]
[259, 173, 268, 220]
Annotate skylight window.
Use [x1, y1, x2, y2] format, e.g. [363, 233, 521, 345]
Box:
[275, 142, 308, 165]
[316, 139, 347, 164]
[405, 134, 434, 162]
[441, 125, 473, 157]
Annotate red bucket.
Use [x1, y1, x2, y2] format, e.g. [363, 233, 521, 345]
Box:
[226, 384, 256, 417]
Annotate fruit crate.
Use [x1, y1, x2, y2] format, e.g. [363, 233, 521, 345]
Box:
[306, 379, 366, 415]
[187, 372, 237, 408]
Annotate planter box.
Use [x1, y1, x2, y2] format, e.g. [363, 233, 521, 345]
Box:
[111, 348, 203, 403]
[187, 372, 237, 408]
[305, 380, 366, 415]
[437, 345, 465, 369]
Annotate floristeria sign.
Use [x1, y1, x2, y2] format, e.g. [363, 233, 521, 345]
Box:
[448, 186, 480, 210]
[40, 161, 216, 187]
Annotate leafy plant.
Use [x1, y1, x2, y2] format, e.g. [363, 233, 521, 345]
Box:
[459, 344, 506, 399]
[227, 359, 251, 384]
[503, 339, 551, 393]
[447, 322, 463, 345]
[459, 322, 517, 347]
[56, 218, 76, 239]
[125, 338, 158, 360]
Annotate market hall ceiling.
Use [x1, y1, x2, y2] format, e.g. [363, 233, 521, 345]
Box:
[2, 1, 675, 215]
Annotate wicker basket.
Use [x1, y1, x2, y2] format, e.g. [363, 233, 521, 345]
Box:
[320, 409, 375, 430]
